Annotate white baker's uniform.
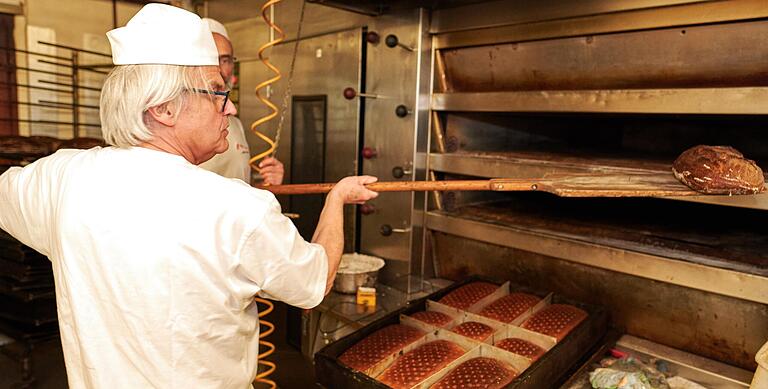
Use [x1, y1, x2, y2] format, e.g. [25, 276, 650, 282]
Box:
[0, 146, 328, 388]
[199, 116, 251, 182]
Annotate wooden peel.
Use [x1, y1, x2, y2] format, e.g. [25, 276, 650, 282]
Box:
[263, 173, 703, 197]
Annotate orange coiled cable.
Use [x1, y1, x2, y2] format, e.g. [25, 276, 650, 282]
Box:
[250, 0, 308, 387]
[248, 0, 284, 172]
[253, 297, 276, 389]
[250, 2, 281, 388]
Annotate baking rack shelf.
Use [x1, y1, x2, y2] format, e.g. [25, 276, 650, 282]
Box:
[425, 198, 768, 304]
[432, 88, 768, 115]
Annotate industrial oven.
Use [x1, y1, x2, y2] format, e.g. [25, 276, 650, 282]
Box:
[250, 0, 768, 386]
[0, 0, 765, 387]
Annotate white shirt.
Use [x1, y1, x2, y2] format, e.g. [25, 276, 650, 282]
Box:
[198, 116, 251, 182]
[0, 146, 328, 388]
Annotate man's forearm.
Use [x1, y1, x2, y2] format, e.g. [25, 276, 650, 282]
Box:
[312, 193, 345, 294]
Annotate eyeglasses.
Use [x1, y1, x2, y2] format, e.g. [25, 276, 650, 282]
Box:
[219, 55, 237, 67]
[191, 88, 230, 113]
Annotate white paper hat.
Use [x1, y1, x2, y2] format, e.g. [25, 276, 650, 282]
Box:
[202, 18, 229, 40]
[107, 4, 218, 66]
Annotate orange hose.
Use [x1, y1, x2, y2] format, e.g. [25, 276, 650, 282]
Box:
[254, 297, 276, 389]
[249, 0, 284, 173]
[251, 1, 282, 387]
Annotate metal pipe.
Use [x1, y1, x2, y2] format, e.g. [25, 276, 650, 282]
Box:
[72, 51, 79, 137]
[38, 99, 99, 110]
[35, 59, 72, 68]
[429, 171, 443, 211]
[1, 101, 97, 110]
[0, 82, 71, 94]
[434, 50, 449, 93]
[0, 65, 71, 77]
[431, 110, 446, 154]
[37, 79, 101, 92]
[76, 63, 114, 69]
[0, 46, 71, 61]
[112, 0, 118, 29]
[0, 118, 100, 127]
[36, 59, 108, 75]
[37, 41, 111, 58]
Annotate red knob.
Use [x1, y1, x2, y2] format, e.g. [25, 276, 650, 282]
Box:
[362, 146, 377, 159]
[360, 204, 376, 215]
[366, 31, 380, 44]
[343, 87, 357, 100]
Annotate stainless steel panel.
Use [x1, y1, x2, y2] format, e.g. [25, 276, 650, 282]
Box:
[441, 20, 768, 92]
[430, 230, 768, 370]
[359, 10, 425, 269]
[430, 0, 707, 34]
[616, 335, 754, 387]
[410, 10, 433, 282]
[432, 88, 768, 115]
[239, 29, 362, 250]
[425, 211, 768, 305]
[220, 1, 370, 60]
[433, 0, 768, 49]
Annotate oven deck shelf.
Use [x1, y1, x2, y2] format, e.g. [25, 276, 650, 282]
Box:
[425, 198, 768, 304]
[429, 151, 768, 209]
[432, 87, 768, 115]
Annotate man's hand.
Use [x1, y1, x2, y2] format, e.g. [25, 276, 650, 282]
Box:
[313, 175, 378, 294]
[329, 176, 379, 204]
[258, 157, 284, 185]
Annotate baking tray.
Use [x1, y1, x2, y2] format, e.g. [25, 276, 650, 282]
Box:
[560, 333, 754, 389]
[0, 232, 48, 265]
[0, 294, 57, 325]
[0, 318, 58, 343]
[0, 258, 53, 282]
[315, 277, 608, 389]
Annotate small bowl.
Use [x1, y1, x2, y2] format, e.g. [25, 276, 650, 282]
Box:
[333, 253, 385, 294]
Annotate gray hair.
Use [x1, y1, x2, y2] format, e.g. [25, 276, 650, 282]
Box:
[99, 64, 208, 147]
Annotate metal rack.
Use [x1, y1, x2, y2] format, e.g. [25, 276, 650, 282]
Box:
[0, 41, 109, 388]
[0, 41, 110, 138]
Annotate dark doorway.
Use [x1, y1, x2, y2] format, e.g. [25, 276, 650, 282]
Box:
[288, 95, 327, 241]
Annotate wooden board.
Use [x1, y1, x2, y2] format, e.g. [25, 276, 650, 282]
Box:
[493, 172, 702, 197]
[264, 173, 709, 197]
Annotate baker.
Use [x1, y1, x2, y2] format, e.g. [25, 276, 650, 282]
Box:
[199, 17, 284, 185]
[0, 4, 377, 388]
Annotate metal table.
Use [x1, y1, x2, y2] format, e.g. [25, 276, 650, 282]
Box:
[303, 277, 452, 356]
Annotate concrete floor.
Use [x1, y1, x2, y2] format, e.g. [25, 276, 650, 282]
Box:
[0, 302, 316, 389]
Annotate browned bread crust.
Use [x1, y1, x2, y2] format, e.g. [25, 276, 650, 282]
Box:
[451, 321, 494, 341]
[409, 311, 454, 328]
[338, 324, 425, 372]
[431, 357, 517, 389]
[378, 340, 465, 389]
[438, 282, 498, 310]
[521, 304, 587, 341]
[672, 145, 765, 194]
[479, 293, 541, 323]
[495, 338, 546, 361]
